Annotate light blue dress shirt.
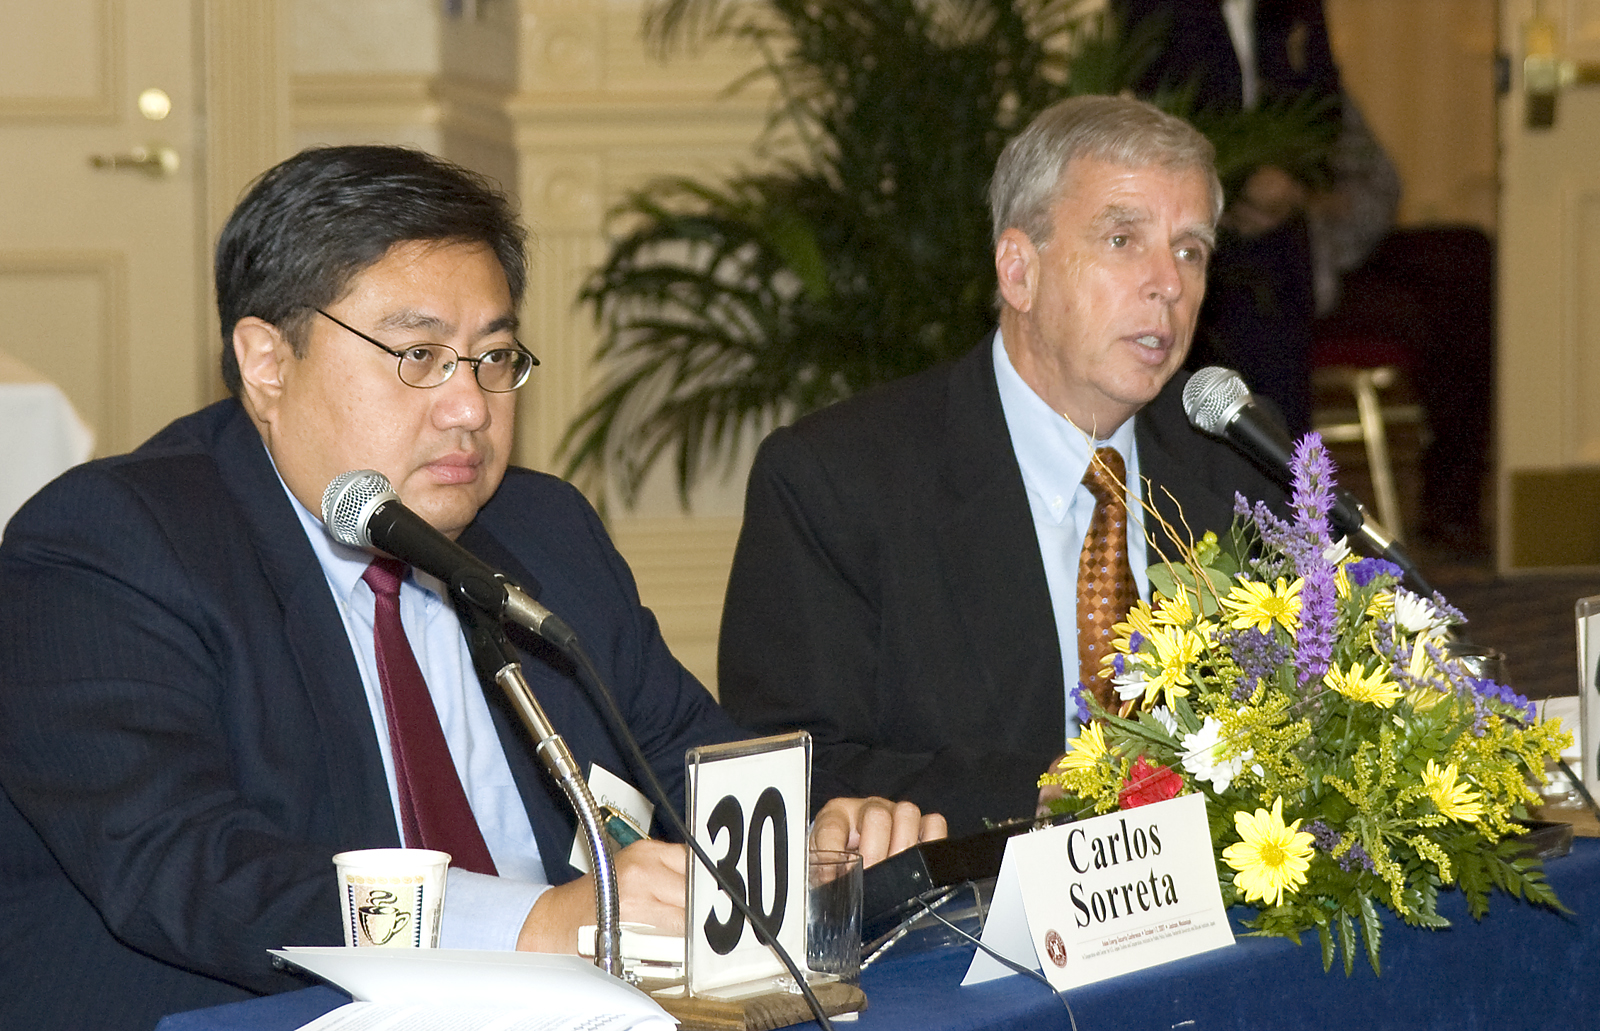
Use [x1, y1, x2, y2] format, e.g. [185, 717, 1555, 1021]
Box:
[992, 334, 1151, 742]
[280, 477, 551, 950]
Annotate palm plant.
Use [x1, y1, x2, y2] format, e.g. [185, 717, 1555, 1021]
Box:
[563, 0, 1336, 506]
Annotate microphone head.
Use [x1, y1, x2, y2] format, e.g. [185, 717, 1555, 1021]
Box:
[1182, 366, 1252, 435]
[321, 469, 398, 549]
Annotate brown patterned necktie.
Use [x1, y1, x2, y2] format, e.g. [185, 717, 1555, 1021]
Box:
[1076, 447, 1137, 716]
[363, 558, 498, 875]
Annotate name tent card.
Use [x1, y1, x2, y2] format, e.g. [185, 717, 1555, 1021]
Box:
[682, 732, 810, 997]
[569, 764, 654, 875]
[963, 793, 1234, 991]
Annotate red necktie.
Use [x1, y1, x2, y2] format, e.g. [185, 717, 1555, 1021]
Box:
[1076, 448, 1137, 716]
[362, 558, 498, 875]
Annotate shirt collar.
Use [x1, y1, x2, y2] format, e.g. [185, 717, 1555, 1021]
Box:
[993, 332, 1138, 523]
[265, 447, 448, 606]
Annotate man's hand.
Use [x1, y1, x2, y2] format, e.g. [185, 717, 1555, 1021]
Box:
[811, 797, 948, 867]
[1037, 750, 1070, 816]
[1222, 165, 1310, 237]
[517, 798, 946, 951]
[517, 839, 688, 953]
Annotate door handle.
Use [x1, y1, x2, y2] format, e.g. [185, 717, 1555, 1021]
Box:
[1524, 15, 1600, 129]
[88, 142, 180, 178]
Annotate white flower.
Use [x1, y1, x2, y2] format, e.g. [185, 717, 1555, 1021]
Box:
[1113, 667, 1149, 701]
[1393, 588, 1448, 637]
[1151, 706, 1178, 737]
[1323, 537, 1352, 563]
[1180, 716, 1252, 794]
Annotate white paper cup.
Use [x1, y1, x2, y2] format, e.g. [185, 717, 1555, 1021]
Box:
[332, 848, 450, 948]
[807, 849, 863, 985]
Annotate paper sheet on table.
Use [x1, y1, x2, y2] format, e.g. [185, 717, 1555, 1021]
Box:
[272, 947, 676, 1031]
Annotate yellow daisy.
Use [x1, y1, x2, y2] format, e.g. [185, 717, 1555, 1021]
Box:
[1222, 797, 1315, 907]
[1111, 599, 1158, 654]
[1422, 760, 1483, 822]
[1406, 636, 1436, 681]
[1324, 662, 1402, 708]
[1058, 720, 1111, 774]
[1403, 639, 1449, 711]
[1140, 626, 1204, 707]
[1151, 590, 1197, 629]
[1222, 577, 1303, 634]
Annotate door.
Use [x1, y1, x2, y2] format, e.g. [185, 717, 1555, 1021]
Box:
[0, 0, 204, 456]
[1498, 0, 1600, 568]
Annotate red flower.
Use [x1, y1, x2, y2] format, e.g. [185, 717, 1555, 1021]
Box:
[1119, 756, 1184, 809]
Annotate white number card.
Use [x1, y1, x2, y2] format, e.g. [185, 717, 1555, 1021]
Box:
[683, 732, 809, 996]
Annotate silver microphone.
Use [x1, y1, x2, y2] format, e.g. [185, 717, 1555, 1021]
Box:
[320, 469, 575, 648]
[1181, 367, 1433, 596]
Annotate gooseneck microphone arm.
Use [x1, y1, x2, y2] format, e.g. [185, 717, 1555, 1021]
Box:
[1181, 366, 1438, 599]
[321, 471, 834, 1028]
[458, 604, 624, 978]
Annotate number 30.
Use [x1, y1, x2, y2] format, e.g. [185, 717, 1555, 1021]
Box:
[702, 786, 789, 955]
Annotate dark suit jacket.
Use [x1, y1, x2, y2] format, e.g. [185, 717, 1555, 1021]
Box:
[0, 400, 744, 1031]
[717, 340, 1284, 836]
[1117, 0, 1342, 114]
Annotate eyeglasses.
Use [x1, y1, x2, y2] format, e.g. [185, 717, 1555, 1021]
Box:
[315, 308, 538, 392]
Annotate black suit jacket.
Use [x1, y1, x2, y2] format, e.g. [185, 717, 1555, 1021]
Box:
[718, 340, 1284, 836]
[1117, 0, 1342, 114]
[0, 400, 744, 1031]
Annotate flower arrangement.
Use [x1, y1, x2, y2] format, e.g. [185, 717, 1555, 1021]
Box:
[1039, 435, 1572, 974]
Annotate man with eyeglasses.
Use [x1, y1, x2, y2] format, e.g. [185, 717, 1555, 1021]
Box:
[0, 146, 942, 1031]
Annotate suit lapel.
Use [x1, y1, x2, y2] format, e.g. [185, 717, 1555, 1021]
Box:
[1134, 391, 1245, 562]
[933, 341, 1065, 706]
[209, 405, 398, 846]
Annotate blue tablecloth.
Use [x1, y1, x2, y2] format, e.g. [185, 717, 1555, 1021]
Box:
[160, 837, 1600, 1031]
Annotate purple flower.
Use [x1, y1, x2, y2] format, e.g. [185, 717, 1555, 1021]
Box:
[1472, 677, 1536, 726]
[1223, 626, 1291, 700]
[1239, 495, 1296, 570]
[1128, 630, 1145, 654]
[1295, 563, 1337, 687]
[1347, 557, 1403, 587]
[1071, 682, 1093, 724]
[1288, 434, 1337, 551]
[1307, 820, 1340, 851]
[1430, 592, 1466, 627]
[1339, 840, 1376, 873]
[1307, 820, 1375, 872]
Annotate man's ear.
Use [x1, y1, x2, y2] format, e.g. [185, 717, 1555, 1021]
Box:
[994, 228, 1039, 314]
[232, 317, 292, 425]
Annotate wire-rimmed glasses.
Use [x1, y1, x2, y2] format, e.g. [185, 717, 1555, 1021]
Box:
[315, 308, 538, 392]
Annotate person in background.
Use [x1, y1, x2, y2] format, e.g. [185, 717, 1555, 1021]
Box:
[1115, 0, 1400, 439]
[0, 145, 942, 1031]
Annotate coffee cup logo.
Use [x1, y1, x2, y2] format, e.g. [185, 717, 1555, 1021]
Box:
[356, 889, 412, 946]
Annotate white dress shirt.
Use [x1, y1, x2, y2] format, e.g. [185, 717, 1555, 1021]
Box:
[1221, 0, 1260, 109]
[992, 334, 1151, 742]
